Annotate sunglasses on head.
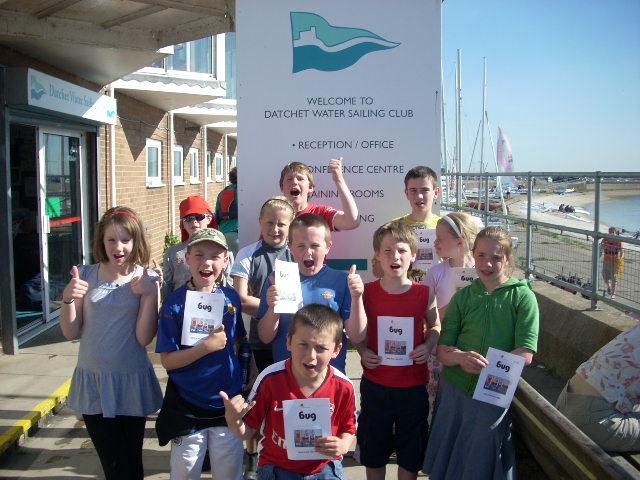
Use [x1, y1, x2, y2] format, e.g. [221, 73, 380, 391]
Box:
[183, 214, 209, 223]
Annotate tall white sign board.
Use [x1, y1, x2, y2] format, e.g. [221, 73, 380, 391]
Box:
[237, 0, 441, 276]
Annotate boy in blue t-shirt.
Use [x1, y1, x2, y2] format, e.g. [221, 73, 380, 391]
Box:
[256, 213, 366, 373]
[155, 228, 247, 480]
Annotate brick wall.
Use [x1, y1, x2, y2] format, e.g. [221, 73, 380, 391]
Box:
[101, 93, 230, 262]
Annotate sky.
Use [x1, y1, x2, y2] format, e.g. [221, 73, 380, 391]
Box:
[442, 0, 640, 173]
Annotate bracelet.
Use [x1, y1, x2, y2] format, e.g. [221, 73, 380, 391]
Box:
[63, 298, 75, 304]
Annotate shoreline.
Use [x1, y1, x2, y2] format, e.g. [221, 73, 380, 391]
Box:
[505, 189, 639, 234]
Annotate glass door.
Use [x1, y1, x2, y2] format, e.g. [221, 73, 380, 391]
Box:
[37, 129, 85, 323]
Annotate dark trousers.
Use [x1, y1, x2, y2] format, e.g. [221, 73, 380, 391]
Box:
[83, 414, 146, 480]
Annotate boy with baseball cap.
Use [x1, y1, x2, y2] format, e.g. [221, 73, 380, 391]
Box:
[156, 228, 248, 479]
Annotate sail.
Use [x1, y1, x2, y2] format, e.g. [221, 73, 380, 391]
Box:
[496, 127, 516, 184]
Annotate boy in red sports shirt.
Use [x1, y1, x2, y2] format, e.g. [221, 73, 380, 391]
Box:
[221, 304, 357, 479]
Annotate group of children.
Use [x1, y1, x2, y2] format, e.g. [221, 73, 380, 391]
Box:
[60, 159, 539, 480]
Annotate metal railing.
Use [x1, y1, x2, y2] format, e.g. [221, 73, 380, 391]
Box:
[441, 171, 640, 314]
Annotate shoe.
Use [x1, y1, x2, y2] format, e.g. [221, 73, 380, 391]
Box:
[244, 450, 258, 480]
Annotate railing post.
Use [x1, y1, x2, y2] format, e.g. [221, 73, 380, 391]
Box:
[590, 172, 601, 310]
[526, 172, 533, 278]
[484, 172, 490, 225]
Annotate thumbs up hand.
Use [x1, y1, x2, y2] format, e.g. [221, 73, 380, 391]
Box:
[62, 265, 89, 304]
[347, 264, 364, 298]
[131, 266, 159, 297]
[150, 259, 163, 285]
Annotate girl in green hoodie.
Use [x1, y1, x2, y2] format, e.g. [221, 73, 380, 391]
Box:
[423, 226, 539, 480]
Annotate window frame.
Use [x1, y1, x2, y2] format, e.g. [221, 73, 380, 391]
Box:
[145, 138, 163, 188]
[206, 150, 213, 181]
[172, 145, 184, 185]
[189, 147, 200, 184]
[214, 152, 224, 183]
[165, 37, 217, 78]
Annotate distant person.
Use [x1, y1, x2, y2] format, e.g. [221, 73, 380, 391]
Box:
[162, 195, 233, 298]
[601, 226, 624, 299]
[423, 227, 539, 480]
[221, 304, 357, 480]
[216, 167, 239, 256]
[279, 157, 360, 231]
[556, 323, 640, 452]
[61, 207, 162, 479]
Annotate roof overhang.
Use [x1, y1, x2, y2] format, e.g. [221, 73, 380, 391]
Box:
[0, 0, 235, 86]
[173, 99, 237, 126]
[112, 71, 226, 111]
[206, 120, 237, 135]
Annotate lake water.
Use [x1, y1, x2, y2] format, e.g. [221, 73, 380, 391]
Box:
[585, 195, 640, 233]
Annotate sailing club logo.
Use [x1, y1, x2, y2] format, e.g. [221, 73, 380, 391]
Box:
[290, 12, 400, 73]
[30, 75, 47, 100]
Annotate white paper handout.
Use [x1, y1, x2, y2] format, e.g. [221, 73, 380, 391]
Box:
[274, 259, 304, 314]
[450, 267, 478, 292]
[283, 398, 332, 460]
[181, 290, 225, 346]
[472, 347, 526, 408]
[377, 316, 414, 366]
[411, 228, 440, 280]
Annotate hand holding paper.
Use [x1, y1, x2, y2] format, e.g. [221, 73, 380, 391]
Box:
[459, 350, 489, 374]
[472, 348, 526, 408]
[266, 284, 280, 309]
[274, 259, 303, 314]
[409, 342, 428, 365]
[315, 434, 350, 457]
[202, 325, 226, 353]
[360, 347, 382, 369]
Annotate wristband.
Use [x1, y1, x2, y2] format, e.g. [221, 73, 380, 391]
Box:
[63, 298, 75, 304]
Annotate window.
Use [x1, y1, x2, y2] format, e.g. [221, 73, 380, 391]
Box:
[172, 145, 183, 184]
[206, 151, 213, 181]
[164, 37, 216, 76]
[215, 153, 223, 182]
[225, 32, 236, 99]
[189, 148, 200, 183]
[146, 139, 162, 187]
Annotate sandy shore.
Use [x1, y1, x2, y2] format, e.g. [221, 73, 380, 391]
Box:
[505, 188, 639, 234]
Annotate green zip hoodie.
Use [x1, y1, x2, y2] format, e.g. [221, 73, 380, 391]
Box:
[440, 277, 539, 396]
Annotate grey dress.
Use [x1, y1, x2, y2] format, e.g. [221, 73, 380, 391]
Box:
[67, 264, 162, 418]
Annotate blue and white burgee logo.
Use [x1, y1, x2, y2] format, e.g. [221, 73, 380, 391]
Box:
[290, 12, 400, 73]
[30, 75, 46, 100]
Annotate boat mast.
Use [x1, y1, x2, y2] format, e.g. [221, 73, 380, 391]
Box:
[441, 57, 449, 202]
[455, 49, 462, 206]
[479, 57, 486, 212]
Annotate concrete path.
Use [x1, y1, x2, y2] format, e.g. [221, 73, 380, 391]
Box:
[0, 325, 423, 479]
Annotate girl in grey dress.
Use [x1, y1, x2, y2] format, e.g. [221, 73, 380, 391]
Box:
[61, 206, 162, 480]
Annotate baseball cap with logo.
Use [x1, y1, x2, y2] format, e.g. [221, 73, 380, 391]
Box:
[187, 228, 228, 251]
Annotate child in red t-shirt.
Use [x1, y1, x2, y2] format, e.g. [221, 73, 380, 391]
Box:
[356, 220, 440, 479]
[279, 158, 360, 231]
[221, 304, 357, 479]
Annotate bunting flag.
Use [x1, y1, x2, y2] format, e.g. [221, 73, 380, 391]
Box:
[496, 127, 516, 183]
